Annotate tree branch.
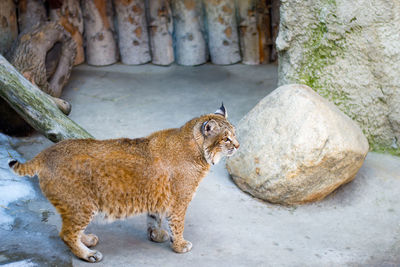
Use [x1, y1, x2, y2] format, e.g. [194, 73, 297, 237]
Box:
[0, 54, 93, 142]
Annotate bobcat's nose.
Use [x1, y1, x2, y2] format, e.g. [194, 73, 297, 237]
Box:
[233, 141, 240, 149]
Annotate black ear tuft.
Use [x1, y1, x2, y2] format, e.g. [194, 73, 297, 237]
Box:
[215, 102, 228, 118]
[8, 159, 17, 168]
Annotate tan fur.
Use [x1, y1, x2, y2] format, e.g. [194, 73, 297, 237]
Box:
[10, 112, 239, 262]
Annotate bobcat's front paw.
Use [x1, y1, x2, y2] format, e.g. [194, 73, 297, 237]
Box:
[81, 233, 99, 247]
[148, 227, 169, 243]
[85, 250, 103, 263]
[172, 240, 192, 253]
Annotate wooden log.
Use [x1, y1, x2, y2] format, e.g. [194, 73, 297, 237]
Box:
[171, 0, 207, 66]
[0, 54, 93, 142]
[49, 0, 85, 65]
[237, 0, 259, 65]
[147, 0, 174, 65]
[18, 0, 47, 33]
[82, 0, 118, 66]
[204, 0, 241, 65]
[50, 96, 72, 116]
[270, 0, 280, 62]
[9, 22, 77, 98]
[114, 0, 151, 65]
[2, 22, 76, 136]
[0, 0, 18, 56]
[256, 0, 271, 64]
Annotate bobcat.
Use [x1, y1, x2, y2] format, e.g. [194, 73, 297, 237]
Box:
[9, 104, 239, 262]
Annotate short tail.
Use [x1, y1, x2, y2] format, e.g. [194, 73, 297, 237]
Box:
[8, 159, 39, 177]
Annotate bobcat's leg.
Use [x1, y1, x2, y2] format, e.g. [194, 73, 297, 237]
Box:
[147, 213, 169, 243]
[167, 207, 192, 253]
[81, 233, 99, 247]
[60, 212, 102, 262]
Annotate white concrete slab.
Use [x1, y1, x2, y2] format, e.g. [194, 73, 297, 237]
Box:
[8, 63, 400, 266]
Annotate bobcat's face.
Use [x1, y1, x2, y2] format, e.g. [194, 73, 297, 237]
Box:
[201, 104, 240, 165]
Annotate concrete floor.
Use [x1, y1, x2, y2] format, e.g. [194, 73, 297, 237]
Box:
[7, 63, 400, 266]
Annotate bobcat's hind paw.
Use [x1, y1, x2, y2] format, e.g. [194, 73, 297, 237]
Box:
[148, 228, 169, 243]
[172, 240, 192, 253]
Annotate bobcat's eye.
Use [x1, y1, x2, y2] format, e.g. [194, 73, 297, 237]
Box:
[224, 137, 231, 143]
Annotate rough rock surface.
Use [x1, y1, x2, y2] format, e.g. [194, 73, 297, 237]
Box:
[277, 0, 400, 155]
[226, 84, 369, 205]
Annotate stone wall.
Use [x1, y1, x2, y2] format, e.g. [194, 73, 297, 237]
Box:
[277, 0, 400, 155]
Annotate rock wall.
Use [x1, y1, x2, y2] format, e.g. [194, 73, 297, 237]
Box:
[277, 0, 400, 155]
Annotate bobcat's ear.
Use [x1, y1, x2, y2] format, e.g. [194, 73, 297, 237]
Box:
[215, 102, 228, 119]
[201, 119, 220, 136]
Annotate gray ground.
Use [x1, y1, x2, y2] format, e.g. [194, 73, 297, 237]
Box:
[1, 63, 400, 266]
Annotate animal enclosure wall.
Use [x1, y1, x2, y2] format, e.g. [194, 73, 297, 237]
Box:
[0, 0, 280, 136]
[0, 0, 280, 66]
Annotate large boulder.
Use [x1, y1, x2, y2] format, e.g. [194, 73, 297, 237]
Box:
[226, 84, 369, 205]
[277, 0, 400, 155]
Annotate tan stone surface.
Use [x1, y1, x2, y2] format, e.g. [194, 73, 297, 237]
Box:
[226, 84, 369, 205]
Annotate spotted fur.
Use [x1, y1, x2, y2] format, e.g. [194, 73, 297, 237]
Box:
[10, 107, 239, 262]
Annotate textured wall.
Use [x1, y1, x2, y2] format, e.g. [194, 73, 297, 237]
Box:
[277, 0, 400, 155]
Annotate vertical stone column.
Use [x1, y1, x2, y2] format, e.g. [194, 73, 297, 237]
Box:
[82, 0, 118, 66]
[204, 0, 241, 65]
[256, 0, 271, 63]
[0, 0, 18, 55]
[237, 0, 260, 65]
[171, 0, 207, 66]
[147, 0, 175, 65]
[50, 0, 85, 65]
[18, 0, 47, 32]
[115, 0, 151, 65]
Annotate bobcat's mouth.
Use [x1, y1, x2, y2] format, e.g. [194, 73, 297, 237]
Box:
[227, 149, 237, 157]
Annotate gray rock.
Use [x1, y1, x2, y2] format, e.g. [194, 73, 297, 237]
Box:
[277, 0, 400, 155]
[226, 84, 369, 205]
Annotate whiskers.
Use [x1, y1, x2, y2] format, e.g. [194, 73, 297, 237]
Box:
[227, 148, 237, 157]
